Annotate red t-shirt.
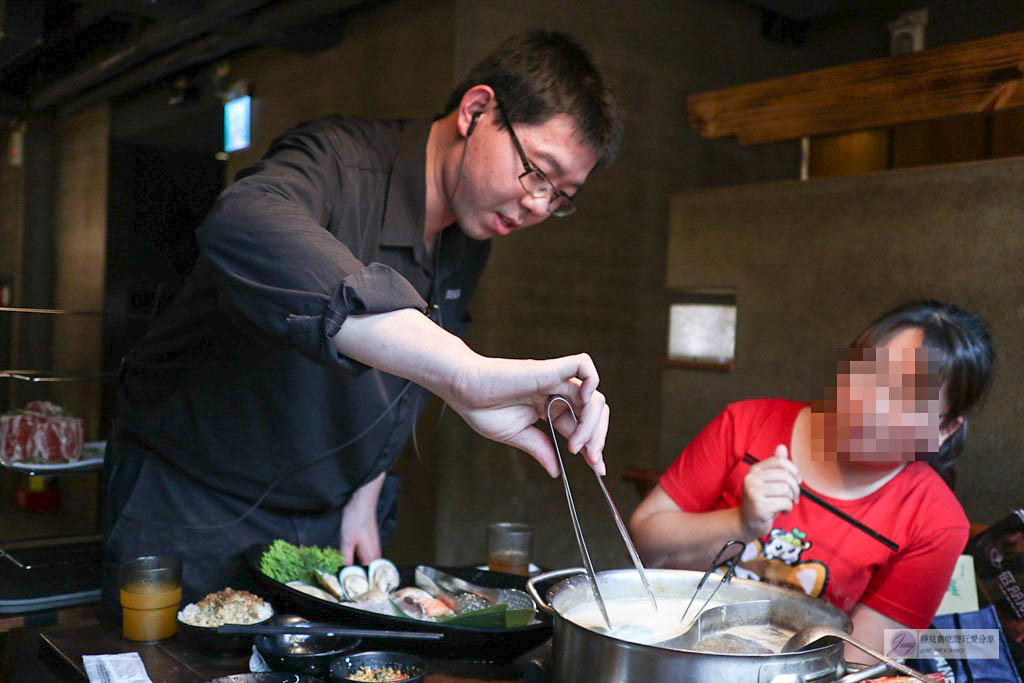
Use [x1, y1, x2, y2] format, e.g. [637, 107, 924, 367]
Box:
[659, 398, 969, 628]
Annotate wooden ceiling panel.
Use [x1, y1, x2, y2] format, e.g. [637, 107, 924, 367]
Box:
[689, 30, 1024, 144]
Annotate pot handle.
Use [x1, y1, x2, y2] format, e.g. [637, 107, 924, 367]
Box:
[526, 567, 586, 615]
[790, 626, 933, 683]
[834, 663, 890, 683]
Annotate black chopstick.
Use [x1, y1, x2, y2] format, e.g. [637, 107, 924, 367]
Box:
[742, 453, 900, 552]
[217, 624, 445, 639]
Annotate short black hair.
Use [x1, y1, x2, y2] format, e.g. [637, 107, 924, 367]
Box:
[445, 30, 622, 171]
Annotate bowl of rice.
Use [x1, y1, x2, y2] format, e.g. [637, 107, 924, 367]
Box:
[177, 587, 274, 654]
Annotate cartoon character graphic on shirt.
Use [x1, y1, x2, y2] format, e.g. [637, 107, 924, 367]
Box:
[732, 527, 830, 598]
[763, 528, 811, 563]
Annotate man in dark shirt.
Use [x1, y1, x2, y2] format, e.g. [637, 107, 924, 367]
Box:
[103, 30, 622, 608]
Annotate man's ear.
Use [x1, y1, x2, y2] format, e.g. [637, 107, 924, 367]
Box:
[457, 84, 496, 138]
[939, 415, 964, 447]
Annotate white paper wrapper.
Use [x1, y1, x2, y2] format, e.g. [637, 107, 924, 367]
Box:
[82, 652, 153, 683]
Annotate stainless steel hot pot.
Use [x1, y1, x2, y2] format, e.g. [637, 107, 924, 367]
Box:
[528, 568, 925, 683]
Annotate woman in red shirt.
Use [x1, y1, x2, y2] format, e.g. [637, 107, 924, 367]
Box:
[630, 301, 994, 659]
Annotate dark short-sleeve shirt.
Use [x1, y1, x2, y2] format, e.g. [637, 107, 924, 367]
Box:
[117, 116, 490, 511]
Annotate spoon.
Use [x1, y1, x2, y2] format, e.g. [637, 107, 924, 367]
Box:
[652, 599, 772, 651]
[782, 625, 934, 682]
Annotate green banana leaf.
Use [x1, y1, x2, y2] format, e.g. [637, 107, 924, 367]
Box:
[436, 604, 537, 629]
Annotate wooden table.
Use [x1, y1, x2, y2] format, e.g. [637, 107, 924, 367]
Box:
[38, 620, 546, 682]
[1, 602, 100, 681]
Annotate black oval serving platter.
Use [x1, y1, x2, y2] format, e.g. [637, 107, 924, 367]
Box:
[244, 545, 552, 660]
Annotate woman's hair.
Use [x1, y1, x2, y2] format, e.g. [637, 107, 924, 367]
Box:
[444, 30, 622, 171]
[850, 300, 995, 489]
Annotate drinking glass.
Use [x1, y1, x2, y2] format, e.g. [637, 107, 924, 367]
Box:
[487, 522, 533, 576]
[119, 556, 182, 642]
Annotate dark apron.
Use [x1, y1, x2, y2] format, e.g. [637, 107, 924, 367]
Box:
[100, 425, 401, 620]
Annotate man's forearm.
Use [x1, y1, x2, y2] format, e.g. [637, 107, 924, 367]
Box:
[331, 308, 475, 403]
[331, 307, 609, 475]
[348, 470, 386, 506]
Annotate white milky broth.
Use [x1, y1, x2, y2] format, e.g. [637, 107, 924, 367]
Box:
[563, 597, 725, 645]
[562, 597, 796, 653]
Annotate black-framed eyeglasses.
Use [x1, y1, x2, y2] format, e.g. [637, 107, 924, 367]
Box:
[495, 104, 577, 217]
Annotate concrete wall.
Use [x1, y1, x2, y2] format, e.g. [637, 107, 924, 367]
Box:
[663, 159, 1024, 525]
[435, 0, 824, 570]
[224, 0, 457, 182]
[0, 161, 23, 288]
[434, 0, 1024, 569]
[49, 104, 110, 440]
[0, 107, 108, 430]
[0, 154, 25, 405]
[790, 0, 1024, 73]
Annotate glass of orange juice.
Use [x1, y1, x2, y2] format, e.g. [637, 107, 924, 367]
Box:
[118, 556, 182, 642]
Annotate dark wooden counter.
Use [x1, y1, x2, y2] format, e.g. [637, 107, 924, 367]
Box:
[38, 620, 545, 682]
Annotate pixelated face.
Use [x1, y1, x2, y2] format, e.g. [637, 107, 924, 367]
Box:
[831, 327, 945, 465]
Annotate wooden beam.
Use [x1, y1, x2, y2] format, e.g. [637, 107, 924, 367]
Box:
[689, 30, 1024, 144]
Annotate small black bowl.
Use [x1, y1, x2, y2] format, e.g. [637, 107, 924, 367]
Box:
[177, 613, 274, 655]
[329, 651, 426, 683]
[254, 631, 362, 676]
[203, 675, 326, 683]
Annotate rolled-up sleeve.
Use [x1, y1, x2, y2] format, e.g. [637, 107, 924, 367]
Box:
[197, 123, 427, 372]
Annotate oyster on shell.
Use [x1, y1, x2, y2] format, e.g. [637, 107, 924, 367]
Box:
[285, 581, 339, 603]
[339, 565, 370, 601]
[368, 558, 400, 593]
[352, 588, 388, 603]
[315, 569, 345, 600]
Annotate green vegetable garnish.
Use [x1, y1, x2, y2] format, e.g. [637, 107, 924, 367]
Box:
[436, 604, 535, 629]
[388, 597, 413, 619]
[437, 604, 508, 628]
[503, 608, 537, 628]
[260, 539, 344, 584]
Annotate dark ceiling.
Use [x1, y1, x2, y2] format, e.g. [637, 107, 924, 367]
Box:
[0, 0, 369, 121]
[0, 0, 914, 123]
[753, 0, 885, 21]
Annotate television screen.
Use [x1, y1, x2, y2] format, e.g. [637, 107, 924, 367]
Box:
[224, 95, 251, 153]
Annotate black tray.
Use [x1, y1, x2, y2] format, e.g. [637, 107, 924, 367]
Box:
[245, 545, 552, 660]
[0, 541, 102, 613]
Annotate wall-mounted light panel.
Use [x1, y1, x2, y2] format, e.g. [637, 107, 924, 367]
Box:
[666, 291, 736, 371]
[224, 95, 251, 153]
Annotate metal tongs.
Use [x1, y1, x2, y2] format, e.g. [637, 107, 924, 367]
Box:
[677, 540, 745, 628]
[546, 395, 658, 633]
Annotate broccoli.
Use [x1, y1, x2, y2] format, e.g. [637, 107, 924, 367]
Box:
[260, 539, 345, 584]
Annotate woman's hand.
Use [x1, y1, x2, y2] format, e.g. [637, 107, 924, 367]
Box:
[446, 353, 609, 478]
[339, 471, 385, 565]
[740, 444, 802, 538]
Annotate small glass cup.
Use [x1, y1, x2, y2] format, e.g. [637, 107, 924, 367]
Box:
[487, 522, 533, 576]
[118, 556, 182, 642]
